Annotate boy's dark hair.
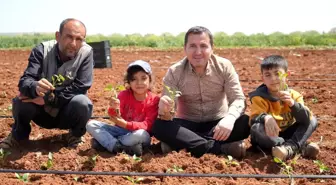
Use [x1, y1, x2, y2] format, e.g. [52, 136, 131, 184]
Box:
[124, 65, 153, 87]
[261, 55, 288, 72]
[184, 26, 213, 47]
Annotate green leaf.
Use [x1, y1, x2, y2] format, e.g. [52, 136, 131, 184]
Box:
[273, 157, 282, 163]
[15, 173, 21, 179]
[73, 176, 79, 182]
[22, 173, 29, 181]
[105, 84, 113, 91]
[48, 152, 53, 160]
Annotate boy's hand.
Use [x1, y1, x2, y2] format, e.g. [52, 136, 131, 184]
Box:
[278, 91, 294, 107]
[264, 115, 280, 137]
[109, 97, 120, 109]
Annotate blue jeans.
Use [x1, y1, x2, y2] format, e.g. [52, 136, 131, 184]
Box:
[86, 120, 151, 152]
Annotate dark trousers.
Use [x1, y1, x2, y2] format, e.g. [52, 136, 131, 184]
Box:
[11, 95, 93, 141]
[152, 114, 250, 157]
[250, 116, 318, 151]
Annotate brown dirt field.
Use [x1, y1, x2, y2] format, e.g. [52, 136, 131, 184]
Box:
[0, 48, 335, 185]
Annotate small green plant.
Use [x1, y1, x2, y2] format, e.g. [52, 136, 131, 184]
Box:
[104, 84, 126, 98]
[15, 173, 29, 183]
[73, 176, 79, 182]
[162, 85, 181, 120]
[88, 154, 98, 166]
[166, 165, 184, 173]
[51, 74, 66, 87]
[313, 160, 330, 174]
[277, 71, 288, 91]
[222, 155, 240, 167]
[48, 74, 66, 102]
[273, 155, 299, 176]
[311, 97, 318, 104]
[82, 154, 98, 170]
[124, 154, 142, 163]
[0, 148, 11, 165]
[40, 152, 53, 170]
[123, 176, 144, 184]
[105, 84, 126, 115]
[274, 156, 298, 185]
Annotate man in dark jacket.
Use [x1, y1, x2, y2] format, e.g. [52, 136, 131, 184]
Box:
[0, 18, 94, 149]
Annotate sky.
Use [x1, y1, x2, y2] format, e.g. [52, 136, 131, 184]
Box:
[0, 0, 335, 36]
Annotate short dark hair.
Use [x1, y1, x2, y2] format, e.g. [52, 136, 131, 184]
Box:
[184, 26, 213, 47]
[261, 55, 288, 72]
[124, 65, 152, 85]
[59, 18, 87, 36]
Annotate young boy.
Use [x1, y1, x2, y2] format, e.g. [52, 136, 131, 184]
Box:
[249, 55, 319, 161]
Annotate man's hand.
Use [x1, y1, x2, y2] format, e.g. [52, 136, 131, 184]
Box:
[158, 95, 174, 116]
[36, 78, 55, 97]
[264, 115, 281, 137]
[19, 95, 45, 105]
[213, 115, 236, 141]
[278, 91, 294, 107]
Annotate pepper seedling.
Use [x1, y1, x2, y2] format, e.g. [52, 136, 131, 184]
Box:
[105, 84, 126, 116]
[48, 74, 66, 102]
[124, 154, 142, 163]
[40, 152, 53, 170]
[162, 85, 181, 120]
[123, 176, 144, 184]
[313, 160, 330, 174]
[15, 173, 29, 183]
[277, 71, 289, 91]
[222, 155, 240, 167]
[166, 165, 184, 173]
[0, 148, 11, 165]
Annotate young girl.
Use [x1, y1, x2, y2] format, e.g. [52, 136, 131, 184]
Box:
[86, 60, 160, 156]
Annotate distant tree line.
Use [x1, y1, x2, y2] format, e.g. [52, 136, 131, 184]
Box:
[0, 29, 335, 49]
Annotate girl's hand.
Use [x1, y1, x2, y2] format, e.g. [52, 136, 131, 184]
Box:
[109, 97, 120, 109]
[278, 91, 294, 107]
[264, 115, 281, 137]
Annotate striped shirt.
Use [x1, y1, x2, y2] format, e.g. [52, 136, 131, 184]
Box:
[163, 54, 246, 123]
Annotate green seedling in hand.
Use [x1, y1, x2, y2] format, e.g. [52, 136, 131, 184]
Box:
[40, 152, 53, 170]
[105, 84, 126, 116]
[277, 71, 288, 91]
[166, 165, 184, 173]
[48, 74, 66, 102]
[123, 176, 144, 184]
[15, 173, 29, 183]
[222, 155, 240, 167]
[0, 148, 11, 165]
[163, 85, 182, 120]
[313, 160, 330, 174]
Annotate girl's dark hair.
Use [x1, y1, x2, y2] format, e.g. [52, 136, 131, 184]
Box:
[124, 65, 153, 90]
[261, 55, 288, 72]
